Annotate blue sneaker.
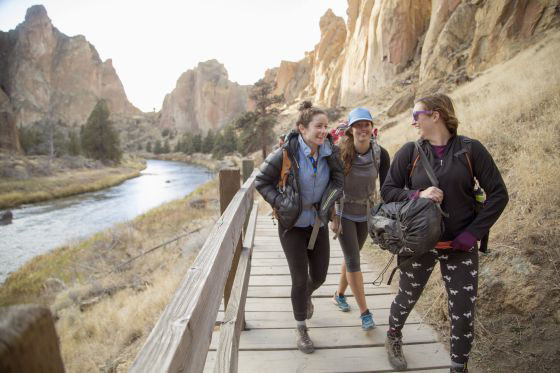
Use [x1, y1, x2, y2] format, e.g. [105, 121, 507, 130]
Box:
[332, 291, 350, 312]
[360, 310, 376, 330]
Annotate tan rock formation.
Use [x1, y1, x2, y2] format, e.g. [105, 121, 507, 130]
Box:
[307, 9, 347, 107]
[158, 60, 249, 134]
[419, 0, 560, 91]
[340, 0, 431, 105]
[266, 58, 312, 104]
[0, 5, 138, 132]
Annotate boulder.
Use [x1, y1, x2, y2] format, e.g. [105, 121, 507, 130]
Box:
[387, 89, 415, 117]
[0, 210, 13, 225]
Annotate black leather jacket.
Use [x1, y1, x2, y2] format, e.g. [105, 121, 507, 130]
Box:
[255, 130, 344, 230]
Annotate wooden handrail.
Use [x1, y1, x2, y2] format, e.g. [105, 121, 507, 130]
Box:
[131, 171, 256, 373]
[213, 199, 259, 373]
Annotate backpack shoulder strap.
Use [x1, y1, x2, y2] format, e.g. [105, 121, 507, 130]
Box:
[408, 141, 421, 182]
[453, 135, 474, 179]
[370, 137, 381, 173]
[278, 147, 291, 190]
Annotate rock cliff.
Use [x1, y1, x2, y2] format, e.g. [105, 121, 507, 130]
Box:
[266, 0, 560, 108]
[158, 59, 249, 134]
[0, 5, 139, 152]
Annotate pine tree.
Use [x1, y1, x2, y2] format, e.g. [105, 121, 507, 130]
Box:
[192, 133, 202, 153]
[154, 139, 162, 154]
[163, 139, 170, 153]
[146, 141, 152, 152]
[67, 130, 81, 155]
[235, 79, 283, 158]
[202, 129, 215, 153]
[81, 100, 122, 162]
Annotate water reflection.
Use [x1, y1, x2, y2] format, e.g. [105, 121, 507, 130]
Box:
[0, 160, 213, 283]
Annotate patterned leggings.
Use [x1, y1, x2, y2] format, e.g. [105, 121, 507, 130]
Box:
[389, 248, 479, 365]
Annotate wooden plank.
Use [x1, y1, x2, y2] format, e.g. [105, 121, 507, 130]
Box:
[0, 305, 65, 373]
[216, 308, 417, 329]
[251, 257, 364, 267]
[252, 251, 344, 259]
[249, 273, 382, 287]
[205, 343, 450, 372]
[247, 284, 391, 298]
[213, 202, 259, 373]
[228, 294, 396, 312]
[209, 323, 439, 350]
[251, 264, 375, 275]
[220, 168, 242, 311]
[130, 175, 255, 373]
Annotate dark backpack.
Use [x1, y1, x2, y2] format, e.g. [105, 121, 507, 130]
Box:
[408, 136, 488, 251]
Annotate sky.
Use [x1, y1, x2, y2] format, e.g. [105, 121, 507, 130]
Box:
[0, 0, 348, 112]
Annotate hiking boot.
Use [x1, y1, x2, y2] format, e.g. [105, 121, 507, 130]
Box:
[332, 291, 350, 312]
[306, 296, 314, 319]
[296, 325, 314, 354]
[385, 329, 407, 370]
[360, 310, 376, 331]
[450, 365, 468, 373]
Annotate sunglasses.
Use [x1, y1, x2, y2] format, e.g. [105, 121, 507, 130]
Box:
[412, 110, 433, 122]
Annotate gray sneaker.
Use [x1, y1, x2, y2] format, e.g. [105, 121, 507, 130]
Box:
[306, 296, 314, 319]
[296, 325, 314, 354]
[385, 330, 407, 370]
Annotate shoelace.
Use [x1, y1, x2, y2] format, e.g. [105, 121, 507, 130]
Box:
[299, 328, 312, 344]
[390, 338, 403, 356]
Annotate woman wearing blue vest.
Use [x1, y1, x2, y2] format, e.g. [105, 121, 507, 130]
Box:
[330, 108, 390, 330]
[255, 101, 344, 354]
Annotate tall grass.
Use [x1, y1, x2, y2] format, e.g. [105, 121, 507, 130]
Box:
[0, 177, 220, 372]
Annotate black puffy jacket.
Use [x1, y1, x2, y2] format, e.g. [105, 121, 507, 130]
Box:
[255, 130, 344, 230]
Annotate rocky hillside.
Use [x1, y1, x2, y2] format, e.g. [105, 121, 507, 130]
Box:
[266, 0, 560, 109]
[158, 59, 249, 135]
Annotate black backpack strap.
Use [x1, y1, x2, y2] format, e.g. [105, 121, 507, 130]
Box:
[413, 141, 449, 218]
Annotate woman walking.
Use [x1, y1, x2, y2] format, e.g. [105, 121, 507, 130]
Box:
[380, 93, 508, 372]
[255, 101, 344, 354]
[330, 108, 390, 331]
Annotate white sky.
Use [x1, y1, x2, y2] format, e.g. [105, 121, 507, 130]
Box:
[0, 0, 348, 112]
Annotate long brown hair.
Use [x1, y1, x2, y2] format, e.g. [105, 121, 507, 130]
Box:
[416, 93, 459, 135]
[339, 127, 356, 175]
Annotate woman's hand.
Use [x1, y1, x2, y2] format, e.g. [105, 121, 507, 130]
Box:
[330, 215, 341, 238]
[419, 186, 444, 203]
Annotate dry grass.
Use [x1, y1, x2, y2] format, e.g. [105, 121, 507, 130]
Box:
[0, 156, 146, 209]
[362, 31, 560, 372]
[0, 176, 220, 372]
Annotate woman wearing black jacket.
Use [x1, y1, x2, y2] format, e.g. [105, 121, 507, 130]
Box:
[381, 94, 508, 373]
[255, 101, 344, 354]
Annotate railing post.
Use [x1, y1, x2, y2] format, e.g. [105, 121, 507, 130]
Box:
[0, 304, 65, 372]
[219, 167, 242, 311]
[242, 159, 254, 183]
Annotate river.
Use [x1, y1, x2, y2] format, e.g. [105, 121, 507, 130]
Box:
[0, 159, 214, 283]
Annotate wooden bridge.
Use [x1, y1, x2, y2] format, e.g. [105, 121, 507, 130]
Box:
[1, 163, 451, 372]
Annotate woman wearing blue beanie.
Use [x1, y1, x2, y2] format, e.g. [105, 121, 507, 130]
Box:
[330, 107, 390, 330]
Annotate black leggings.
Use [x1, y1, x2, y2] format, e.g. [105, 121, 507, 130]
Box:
[278, 224, 330, 321]
[338, 218, 368, 272]
[389, 249, 479, 365]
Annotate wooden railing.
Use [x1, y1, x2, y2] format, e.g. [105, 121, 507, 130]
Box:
[0, 160, 258, 373]
[131, 162, 258, 373]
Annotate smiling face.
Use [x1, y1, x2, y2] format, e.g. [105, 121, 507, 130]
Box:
[351, 120, 373, 143]
[299, 113, 328, 150]
[412, 102, 437, 139]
